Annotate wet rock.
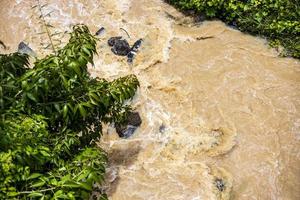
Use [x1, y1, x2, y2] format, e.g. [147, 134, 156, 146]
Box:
[95, 27, 105, 36]
[194, 14, 206, 23]
[108, 36, 131, 56]
[159, 124, 166, 133]
[18, 41, 36, 57]
[125, 112, 142, 127]
[115, 112, 142, 138]
[127, 39, 143, 63]
[228, 21, 239, 30]
[108, 36, 143, 63]
[126, 51, 135, 63]
[116, 125, 138, 138]
[108, 36, 122, 46]
[215, 178, 225, 192]
[131, 39, 143, 51]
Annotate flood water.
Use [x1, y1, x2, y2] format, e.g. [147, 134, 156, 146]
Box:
[1, 0, 300, 199]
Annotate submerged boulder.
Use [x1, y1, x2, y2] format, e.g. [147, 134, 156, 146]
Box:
[115, 112, 142, 138]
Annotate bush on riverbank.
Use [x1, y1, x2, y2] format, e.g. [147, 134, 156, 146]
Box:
[167, 0, 300, 58]
[0, 25, 139, 199]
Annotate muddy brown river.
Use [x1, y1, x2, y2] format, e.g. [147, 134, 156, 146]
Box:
[1, 0, 300, 199]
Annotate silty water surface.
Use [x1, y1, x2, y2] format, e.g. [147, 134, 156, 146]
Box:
[1, 0, 300, 199]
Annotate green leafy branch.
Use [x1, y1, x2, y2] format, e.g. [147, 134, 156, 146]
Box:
[0, 24, 139, 199]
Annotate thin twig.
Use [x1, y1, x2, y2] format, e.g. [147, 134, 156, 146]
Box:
[36, 0, 56, 54]
[17, 187, 55, 194]
[0, 40, 7, 49]
[196, 36, 214, 40]
[120, 28, 130, 39]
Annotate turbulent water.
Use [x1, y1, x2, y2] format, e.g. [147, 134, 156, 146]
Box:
[1, 0, 300, 199]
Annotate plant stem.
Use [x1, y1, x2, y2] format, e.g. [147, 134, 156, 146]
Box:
[18, 187, 55, 194]
[36, 0, 56, 54]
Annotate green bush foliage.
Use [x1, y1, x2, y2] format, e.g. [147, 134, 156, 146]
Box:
[0, 25, 139, 199]
[167, 0, 300, 58]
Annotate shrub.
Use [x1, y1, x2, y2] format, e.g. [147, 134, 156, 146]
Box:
[0, 25, 139, 199]
[167, 0, 300, 58]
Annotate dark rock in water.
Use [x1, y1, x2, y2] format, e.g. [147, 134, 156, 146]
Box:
[127, 112, 142, 127]
[194, 14, 206, 23]
[127, 38, 143, 63]
[109, 37, 131, 56]
[159, 124, 166, 133]
[95, 27, 105, 36]
[108, 37, 122, 46]
[116, 125, 138, 138]
[115, 112, 142, 138]
[18, 42, 36, 57]
[131, 39, 143, 51]
[215, 178, 225, 192]
[127, 51, 136, 63]
[108, 36, 143, 63]
[228, 21, 239, 30]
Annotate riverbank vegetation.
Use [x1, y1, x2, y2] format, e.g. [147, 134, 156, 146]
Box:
[0, 25, 139, 199]
[167, 0, 300, 58]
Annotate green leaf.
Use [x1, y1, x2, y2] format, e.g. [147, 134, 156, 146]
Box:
[31, 180, 45, 188]
[63, 182, 80, 188]
[76, 170, 90, 181]
[27, 173, 43, 180]
[21, 81, 28, 89]
[40, 150, 51, 157]
[63, 104, 68, 118]
[53, 190, 63, 197]
[82, 47, 92, 57]
[28, 192, 44, 197]
[79, 182, 92, 191]
[54, 103, 60, 112]
[90, 92, 100, 102]
[27, 93, 38, 102]
[7, 191, 19, 197]
[78, 104, 87, 118]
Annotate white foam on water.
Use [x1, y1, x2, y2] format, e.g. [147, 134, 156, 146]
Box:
[143, 98, 171, 127]
[115, 0, 131, 13]
[15, 0, 23, 4]
[90, 57, 129, 78]
[43, 3, 77, 28]
[162, 21, 174, 62]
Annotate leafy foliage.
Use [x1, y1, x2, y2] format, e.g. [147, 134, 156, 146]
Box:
[0, 24, 139, 199]
[0, 53, 29, 111]
[167, 0, 300, 58]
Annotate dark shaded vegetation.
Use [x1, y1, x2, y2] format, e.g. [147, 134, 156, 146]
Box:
[166, 0, 300, 58]
[0, 25, 139, 199]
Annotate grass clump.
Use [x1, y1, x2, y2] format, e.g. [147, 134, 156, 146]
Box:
[0, 25, 139, 199]
[167, 0, 300, 58]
